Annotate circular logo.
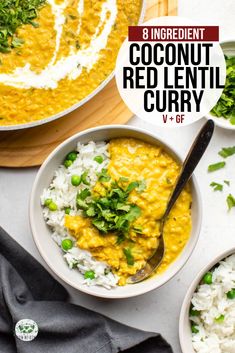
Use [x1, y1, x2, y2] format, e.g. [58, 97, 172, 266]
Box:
[15, 319, 39, 342]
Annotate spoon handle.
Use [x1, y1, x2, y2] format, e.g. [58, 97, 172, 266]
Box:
[164, 120, 214, 219]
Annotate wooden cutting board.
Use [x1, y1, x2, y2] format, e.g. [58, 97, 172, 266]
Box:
[0, 0, 177, 168]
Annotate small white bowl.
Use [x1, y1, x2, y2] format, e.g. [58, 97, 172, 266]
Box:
[29, 125, 202, 299]
[179, 247, 235, 353]
[205, 40, 235, 130]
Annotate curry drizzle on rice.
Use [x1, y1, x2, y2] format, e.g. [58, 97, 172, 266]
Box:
[65, 138, 192, 286]
[0, 0, 142, 126]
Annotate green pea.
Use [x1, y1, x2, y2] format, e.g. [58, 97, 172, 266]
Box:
[44, 198, 52, 207]
[48, 202, 57, 211]
[190, 308, 200, 317]
[61, 238, 73, 251]
[227, 288, 235, 299]
[64, 207, 71, 215]
[66, 151, 77, 161]
[64, 159, 73, 168]
[71, 175, 81, 186]
[84, 270, 95, 280]
[215, 314, 225, 323]
[203, 272, 213, 285]
[94, 155, 104, 164]
[191, 324, 199, 334]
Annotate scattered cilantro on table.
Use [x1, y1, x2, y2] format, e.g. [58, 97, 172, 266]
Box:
[227, 194, 235, 210]
[210, 182, 223, 191]
[208, 162, 226, 172]
[210, 55, 235, 125]
[218, 146, 235, 158]
[0, 0, 46, 53]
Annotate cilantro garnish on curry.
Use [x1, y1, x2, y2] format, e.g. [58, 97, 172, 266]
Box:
[0, 0, 46, 53]
[76, 173, 144, 240]
[62, 138, 192, 286]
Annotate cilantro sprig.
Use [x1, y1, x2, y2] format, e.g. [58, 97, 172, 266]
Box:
[0, 0, 46, 53]
[76, 171, 144, 240]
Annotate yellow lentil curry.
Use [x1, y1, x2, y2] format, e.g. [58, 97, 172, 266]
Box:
[65, 138, 192, 286]
[0, 0, 142, 126]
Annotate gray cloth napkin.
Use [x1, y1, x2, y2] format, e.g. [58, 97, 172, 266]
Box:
[0, 227, 173, 353]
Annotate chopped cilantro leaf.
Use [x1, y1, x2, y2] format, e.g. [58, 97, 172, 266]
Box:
[218, 146, 235, 158]
[123, 248, 134, 266]
[11, 37, 24, 48]
[77, 188, 91, 200]
[224, 180, 230, 186]
[92, 219, 109, 233]
[126, 181, 139, 193]
[133, 226, 143, 234]
[119, 177, 129, 182]
[208, 162, 226, 172]
[137, 179, 147, 193]
[210, 182, 223, 191]
[76, 199, 89, 210]
[125, 205, 141, 222]
[116, 204, 131, 212]
[98, 168, 111, 182]
[116, 234, 126, 245]
[126, 180, 146, 193]
[227, 194, 235, 210]
[85, 206, 96, 217]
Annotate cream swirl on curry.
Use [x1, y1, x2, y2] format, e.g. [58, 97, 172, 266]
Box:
[0, 0, 142, 125]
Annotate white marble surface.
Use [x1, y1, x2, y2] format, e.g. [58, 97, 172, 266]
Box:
[179, 0, 235, 42]
[1, 117, 235, 353]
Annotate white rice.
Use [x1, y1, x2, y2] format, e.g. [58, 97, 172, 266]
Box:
[190, 254, 235, 353]
[41, 141, 118, 289]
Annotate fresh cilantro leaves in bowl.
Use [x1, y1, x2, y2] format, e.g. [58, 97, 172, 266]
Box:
[206, 41, 235, 130]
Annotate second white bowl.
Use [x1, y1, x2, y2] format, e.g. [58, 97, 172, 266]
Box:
[179, 247, 235, 353]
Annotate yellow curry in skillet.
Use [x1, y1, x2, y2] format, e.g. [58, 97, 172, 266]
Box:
[0, 0, 142, 126]
[64, 138, 192, 286]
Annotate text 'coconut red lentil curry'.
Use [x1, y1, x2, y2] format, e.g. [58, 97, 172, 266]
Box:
[0, 0, 142, 126]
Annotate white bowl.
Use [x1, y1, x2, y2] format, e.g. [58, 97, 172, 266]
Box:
[179, 247, 235, 353]
[29, 125, 202, 299]
[205, 40, 235, 130]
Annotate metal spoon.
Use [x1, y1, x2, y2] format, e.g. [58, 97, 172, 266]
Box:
[128, 120, 215, 284]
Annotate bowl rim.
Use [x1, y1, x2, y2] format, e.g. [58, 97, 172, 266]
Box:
[205, 39, 235, 130]
[29, 124, 203, 298]
[0, 1, 146, 132]
[179, 246, 235, 353]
